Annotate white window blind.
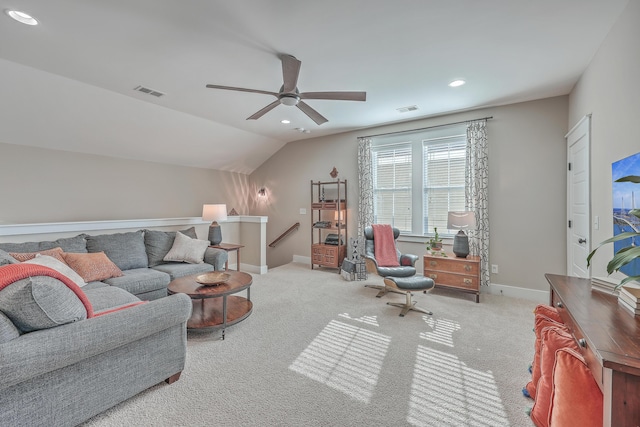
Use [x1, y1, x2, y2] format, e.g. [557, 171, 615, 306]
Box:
[423, 137, 466, 234]
[372, 143, 412, 232]
[370, 124, 467, 237]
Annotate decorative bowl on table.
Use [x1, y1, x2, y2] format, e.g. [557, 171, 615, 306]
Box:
[195, 272, 230, 286]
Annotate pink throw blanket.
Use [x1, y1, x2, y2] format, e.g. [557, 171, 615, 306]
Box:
[372, 224, 400, 267]
[0, 263, 94, 318]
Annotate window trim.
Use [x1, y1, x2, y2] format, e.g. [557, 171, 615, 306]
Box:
[371, 124, 467, 238]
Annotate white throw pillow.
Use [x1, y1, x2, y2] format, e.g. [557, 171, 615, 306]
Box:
[163, 231, 210, 264]
[24, 254, 87, 288]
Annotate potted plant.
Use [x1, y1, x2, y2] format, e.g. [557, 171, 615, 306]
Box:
[426, 227, 446, 256]
[587, 175, 640, 289]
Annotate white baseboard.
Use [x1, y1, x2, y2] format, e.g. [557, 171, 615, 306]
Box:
[293, 255, 311, 265]
[485, 282, 549, 303]
[239, 263, 268, 275]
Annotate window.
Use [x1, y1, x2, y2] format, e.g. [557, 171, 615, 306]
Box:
[371, 125, 466, 237]
[372, 143, 412, 232]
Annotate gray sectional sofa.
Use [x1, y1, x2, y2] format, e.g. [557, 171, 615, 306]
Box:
[0, 228, 228, 426]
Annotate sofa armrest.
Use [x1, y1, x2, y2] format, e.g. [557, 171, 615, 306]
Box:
[204, 247, 228, 270]
[0, 293, 192, 391]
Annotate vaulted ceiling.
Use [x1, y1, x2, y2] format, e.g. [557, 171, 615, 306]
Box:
[0, 0, 629, 173]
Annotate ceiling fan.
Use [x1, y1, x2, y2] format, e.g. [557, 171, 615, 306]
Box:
[206, 54, 366, 125]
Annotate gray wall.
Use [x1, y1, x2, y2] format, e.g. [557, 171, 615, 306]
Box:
[250, 96, 569, 292]
[0, 142, 249, 224]
[568, 0, 640, 278]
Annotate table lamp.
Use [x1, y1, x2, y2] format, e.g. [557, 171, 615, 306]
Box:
[447, 211, 476, 258]
[202, 204, 227, 245]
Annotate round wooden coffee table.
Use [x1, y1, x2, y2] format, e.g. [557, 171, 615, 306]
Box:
[167, 271, 253, 339]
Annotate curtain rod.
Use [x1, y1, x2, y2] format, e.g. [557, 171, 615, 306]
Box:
[359, 116, 493, 139]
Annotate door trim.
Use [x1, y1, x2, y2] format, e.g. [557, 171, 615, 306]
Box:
[566, 114, 591, 276]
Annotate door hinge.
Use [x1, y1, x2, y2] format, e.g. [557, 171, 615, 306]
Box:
[568, 163, 572, 171]
[568, 220, 572, 228]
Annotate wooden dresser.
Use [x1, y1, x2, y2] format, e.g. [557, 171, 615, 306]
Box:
[423, 253, 480, 303]
[546, 273, 640, 426]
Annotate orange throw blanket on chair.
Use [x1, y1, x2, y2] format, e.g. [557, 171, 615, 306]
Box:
[372, 224, 400, 267]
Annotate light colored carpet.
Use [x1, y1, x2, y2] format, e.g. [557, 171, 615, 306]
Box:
[83, 262, 537, 426]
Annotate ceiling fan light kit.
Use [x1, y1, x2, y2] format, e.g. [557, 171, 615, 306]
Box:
[206, 54, 366, 125]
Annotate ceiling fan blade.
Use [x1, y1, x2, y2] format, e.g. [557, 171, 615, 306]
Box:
[297, 101, 328, 125]
[247, 100, 280, 120]
[281, 54, 301, 93]
[206, 84, 278, 97]
[300, 91, 367, 101]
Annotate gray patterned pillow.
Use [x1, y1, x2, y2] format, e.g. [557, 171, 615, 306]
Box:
[86, 231, 148, 270]
[0, 276, 88, 333]
[144, 227, 198, 267]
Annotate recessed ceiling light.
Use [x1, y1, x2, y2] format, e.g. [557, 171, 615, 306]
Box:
[449, 79, 466, 88]
[5, 10, 38, 25]
[281, 119, 291, 124]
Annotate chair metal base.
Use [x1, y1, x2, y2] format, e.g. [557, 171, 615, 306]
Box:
[386, 291, 433, 317]
[364, 283, 406, 298]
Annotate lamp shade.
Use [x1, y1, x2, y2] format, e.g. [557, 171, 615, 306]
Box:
[202, 204, 228, 222]
[447, 211, 476, 231]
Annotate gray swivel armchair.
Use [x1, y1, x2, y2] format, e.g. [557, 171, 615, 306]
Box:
[363, 225, 434, 317]
[363, 225, 419, 296]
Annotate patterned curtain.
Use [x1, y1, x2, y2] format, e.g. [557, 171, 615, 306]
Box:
[357, 137, 374, 240]
[465, 120, 490, 287]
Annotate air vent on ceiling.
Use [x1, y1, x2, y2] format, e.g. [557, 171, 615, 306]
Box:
[133, 85, 165, 98]
[396, 105, 419, 113]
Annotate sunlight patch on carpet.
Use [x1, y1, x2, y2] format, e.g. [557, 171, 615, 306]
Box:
[288, 320, 390, 403]
[420, 317, 461, 348]
[338, 313, 380, 327]
[407, 346, 509, 426]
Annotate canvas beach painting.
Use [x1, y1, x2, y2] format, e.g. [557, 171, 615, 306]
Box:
[612, 152, 640, 277]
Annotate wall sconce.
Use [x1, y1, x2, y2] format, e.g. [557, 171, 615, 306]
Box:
[257, 188, 267, 198]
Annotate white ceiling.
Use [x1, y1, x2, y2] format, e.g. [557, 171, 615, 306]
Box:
[0, 0, 629, 173]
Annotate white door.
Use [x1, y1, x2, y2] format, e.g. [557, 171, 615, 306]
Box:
[566, 115, 591, 277]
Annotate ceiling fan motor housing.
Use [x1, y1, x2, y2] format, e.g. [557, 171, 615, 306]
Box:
[279, 93, 300, 106]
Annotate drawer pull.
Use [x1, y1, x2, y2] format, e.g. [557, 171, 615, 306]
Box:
[556, 302, 564, 308]
[429, 274, 437, 280]
[578, 338, 587, 348]
[463, 279, 472, 284]
[430, 261, 437, 267]
[464, 265, 471, 272]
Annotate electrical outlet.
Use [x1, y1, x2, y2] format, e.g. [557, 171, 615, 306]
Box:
[491, 264, 499, 274]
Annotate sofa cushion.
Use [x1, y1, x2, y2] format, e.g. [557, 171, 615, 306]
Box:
[86, 231, 148, 270]
[102, 267, 170, 297]
[24, 254, 86, 288]
[9, 247, 67, 264]
[84, 286, 142, 312]
[0, 234, 87, 253]
[0, 249, 18, 266]
[144, 227, 198, 267]
[0, 311, 20, 343]
[0, 275, 88, 333]
[62, 252, 123, 282]
[152, 262, 214, 281]
[163, 231, 209, 264]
